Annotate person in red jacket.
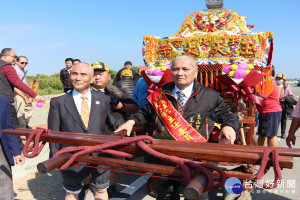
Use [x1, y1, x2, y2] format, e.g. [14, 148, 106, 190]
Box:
[0, 48, 43, 128]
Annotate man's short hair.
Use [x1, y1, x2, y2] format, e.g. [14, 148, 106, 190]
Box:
[124, 61, 132, 66]
[170, 55, 198, 70]
[73, 59, 81, 64]
[17, 56, 28, 62]
[65, 58, 73, 63]
[0, 48, 13, 58]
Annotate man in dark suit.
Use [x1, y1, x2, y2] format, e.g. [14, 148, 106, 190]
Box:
[49, 63, 122, 200]
[60, 58, 74, 92]
[0, 96, 25, 200]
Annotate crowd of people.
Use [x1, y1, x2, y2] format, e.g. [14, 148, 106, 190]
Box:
[0, 48, 299, 200]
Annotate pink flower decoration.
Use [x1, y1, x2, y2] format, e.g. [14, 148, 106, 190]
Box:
[223, 65, 231, 74]
[238, 63, 249, 70]
[234, 69, 247, 79]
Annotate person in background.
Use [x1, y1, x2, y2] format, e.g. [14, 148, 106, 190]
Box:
[0, 48, 43, 129]
[286, 98, 300, 148]
[113, 69, 137, 99]
[14, 56, 33, 129]
[133, 76, 149, 109]
[60, 58, 74, 92]
[73, 59, 81, 66]
[275, 74, 294, 139]
[113, 61, 138, 84]
[257, 77, 282, 147]
[0, 96, 25, 200]
[91, 62, 138, 116]
[137, 68, 142, 79]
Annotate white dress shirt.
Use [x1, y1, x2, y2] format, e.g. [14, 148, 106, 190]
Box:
[72, 88, 92, 115]
[172, 82, 194, 103]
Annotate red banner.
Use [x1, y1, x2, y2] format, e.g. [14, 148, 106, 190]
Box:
[147, 89, 207, 143]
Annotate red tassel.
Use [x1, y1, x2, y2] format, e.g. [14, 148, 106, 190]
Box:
[200, 73, 203, 85]
[210, 71, 214, 89]
[205, 72, 209, 87]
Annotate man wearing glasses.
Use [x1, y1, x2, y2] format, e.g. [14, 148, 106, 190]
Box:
[0, 48, 43, 128]
[14, 56, 34, 131]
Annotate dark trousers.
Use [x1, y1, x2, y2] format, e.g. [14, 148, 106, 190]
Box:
[9, 104, 18, 128]
[281, 109, 287, 136]
[0, 141, 14, 200]
[9, 104, 24, 149]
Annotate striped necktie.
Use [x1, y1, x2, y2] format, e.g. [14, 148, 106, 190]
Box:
[81, 95, 89, 129]
[177, 90, 185, 112]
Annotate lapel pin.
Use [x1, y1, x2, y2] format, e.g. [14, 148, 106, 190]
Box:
[95, 101, 100, 105]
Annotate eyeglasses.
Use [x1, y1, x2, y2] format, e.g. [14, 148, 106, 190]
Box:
[21, 62, 28, 65]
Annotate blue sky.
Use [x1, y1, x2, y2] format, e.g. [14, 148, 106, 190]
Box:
[1, 0, 299, 78]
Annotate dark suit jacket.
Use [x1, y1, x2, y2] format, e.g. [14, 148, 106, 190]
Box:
[0, 96, 21, 166]
[48, 89, 123, 158]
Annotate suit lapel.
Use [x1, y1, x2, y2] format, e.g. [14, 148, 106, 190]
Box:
[64, 92, 87, 131]
[88, 92, 102, 128]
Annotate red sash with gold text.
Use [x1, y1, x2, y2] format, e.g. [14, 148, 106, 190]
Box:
[147, 89, 207, 143]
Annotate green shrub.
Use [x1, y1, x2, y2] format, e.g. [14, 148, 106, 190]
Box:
[110, 70, 117, 81]
[27, 73, 63, 95]
[132, 66, 140, 73]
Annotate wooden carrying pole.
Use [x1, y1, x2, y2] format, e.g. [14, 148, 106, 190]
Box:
[12, 128, 300, 158]
[2, 128, 294, 169]
[37, 153, 255, 180]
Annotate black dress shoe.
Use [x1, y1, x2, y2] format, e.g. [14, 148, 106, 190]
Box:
[156, 180, 180, 200]
[108, 185, 130, 198]
[281, 135, 286, 139]
[156, 192, 172, 200]
[156, 191, 180, 200]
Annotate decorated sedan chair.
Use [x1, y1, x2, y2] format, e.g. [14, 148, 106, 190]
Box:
[142, 8, 274, 143]
[141, 8, 275, 199]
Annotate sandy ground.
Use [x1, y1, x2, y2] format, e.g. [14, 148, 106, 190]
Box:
[13, 170, 65, 200]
